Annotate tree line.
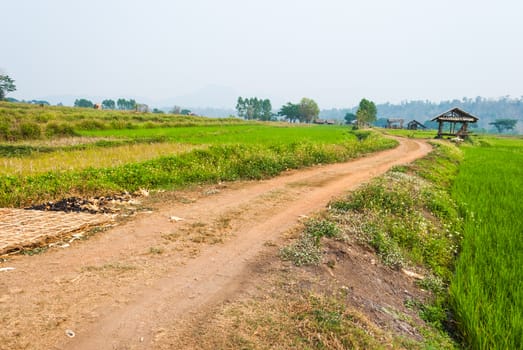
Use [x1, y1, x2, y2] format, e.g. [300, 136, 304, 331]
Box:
[235, 97, 273, 121]
[73, 98, 138, 110]
[321, 96, 522, 132]
[235, 97, 321, 123]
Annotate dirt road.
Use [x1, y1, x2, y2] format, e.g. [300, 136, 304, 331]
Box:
[0, 137, 431, 350]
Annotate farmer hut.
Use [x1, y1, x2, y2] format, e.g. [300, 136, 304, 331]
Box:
[431, 107, 478, 139]
[407, 120, 426, 130]
[386, 118, 404, 129]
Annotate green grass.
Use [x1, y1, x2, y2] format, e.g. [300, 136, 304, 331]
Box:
[78, 124, 366, 145]
[0, 101, 248, 141]
[381, 128, 438, 139]
[278, 142, 464, 347]
[280, 219, 340, 266]
[0, 103, 397, 207]
[0, 133, 395, 207]
[330, 142, 463, 281]
[449, 137, 523, 349]
[305, 137, 523, 348]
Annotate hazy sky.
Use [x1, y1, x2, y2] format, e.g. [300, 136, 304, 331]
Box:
[3, 0, 523, 108]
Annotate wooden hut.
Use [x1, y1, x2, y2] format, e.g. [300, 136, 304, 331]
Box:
[386, 118, 404, 129]
[407, 120, 426, 130]
[431, 107, 478, 139]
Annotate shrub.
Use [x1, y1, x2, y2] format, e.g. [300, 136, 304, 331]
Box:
[76, 120, 107, 130]
[19, 122, 41, 139]
[45, 122, 77, 138]
[304, 219, 340, 245]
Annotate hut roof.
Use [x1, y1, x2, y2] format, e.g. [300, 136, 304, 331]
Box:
[407, 120, 426, 128]
[431, 107, 479, 123]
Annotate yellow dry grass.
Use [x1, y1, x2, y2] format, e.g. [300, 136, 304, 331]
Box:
[0, 142, 203, 176]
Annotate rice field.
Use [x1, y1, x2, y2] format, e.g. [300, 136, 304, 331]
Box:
[0, 142, 201, 175]
[0, 101, 247, 141]
[0, 103, 398, 207]
[450, 136, 523, 349]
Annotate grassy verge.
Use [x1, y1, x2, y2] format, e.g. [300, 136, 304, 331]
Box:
[449, 137, 523, 349]
[276, 141, 463, 348]
[173, 281, 408, 349]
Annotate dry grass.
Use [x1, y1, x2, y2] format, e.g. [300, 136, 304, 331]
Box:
[5, 136, 117, 147]
[0, 142, 202, 175]
[166, 273, 397, 350]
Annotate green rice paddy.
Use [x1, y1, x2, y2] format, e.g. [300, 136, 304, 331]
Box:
[450, 136, 523, 349]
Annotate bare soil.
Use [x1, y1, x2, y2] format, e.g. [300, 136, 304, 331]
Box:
[0, 137, 431, 350]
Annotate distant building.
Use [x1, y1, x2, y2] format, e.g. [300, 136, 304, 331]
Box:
[407, 120, 426, 130]
[386, 118, 404, 129]
[313, 119, 336, 125]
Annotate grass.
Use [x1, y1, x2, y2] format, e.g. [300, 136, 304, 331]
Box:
[0, 102, 398, 207]
[78, 124, 367, 145]
[381, 128, 438, 139]
[0, 142, 200, 175]
[0, 134, 395, 208]
[277, 137, 523, 349]
[172, 280, 403, 349]
[449, 136, 523, 349]
[280, 219, 340, 266]
[0, 101, 247, 141]
[330, 142, 463, 281]
[275, 142, 464, 347]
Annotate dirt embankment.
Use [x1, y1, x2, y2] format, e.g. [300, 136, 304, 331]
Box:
[0, 137, 431, 350]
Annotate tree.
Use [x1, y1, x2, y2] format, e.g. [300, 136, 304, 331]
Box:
[261, 99, 273, 121]
[28, 100, 50, 105]
[344, 112, 357, 125]
[152, 108, 164, 114]
[102, 99, 115, 110]
[74, 98, 94, 108]
[298, 98, 320, 123]
[117, 98, 136, 110]
[356, 98, 377, 127]
[117, 98, 126, 110]
[278, 102, 300, 123]
[236, 97, 246, 118]
[236, 96, 273, 120]
[489, 119, 518, 133]
[0, 75, 16, 100]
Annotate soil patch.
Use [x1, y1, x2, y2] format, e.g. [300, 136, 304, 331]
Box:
[26, 192, 145, 214]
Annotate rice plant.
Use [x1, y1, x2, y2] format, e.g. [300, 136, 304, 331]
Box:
[449, 137, 523, 349]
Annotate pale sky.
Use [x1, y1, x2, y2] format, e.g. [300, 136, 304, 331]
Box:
[3, 0, 523, 108]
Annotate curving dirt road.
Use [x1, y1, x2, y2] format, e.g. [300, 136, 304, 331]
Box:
[0, 137, 431, 350]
